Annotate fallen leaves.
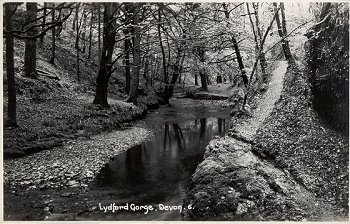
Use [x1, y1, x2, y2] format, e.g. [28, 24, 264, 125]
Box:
[4, 127, 152, 191]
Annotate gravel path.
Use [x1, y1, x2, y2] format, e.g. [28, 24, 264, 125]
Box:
[232, 61, 288, 141]
[4, 127, 152, 190]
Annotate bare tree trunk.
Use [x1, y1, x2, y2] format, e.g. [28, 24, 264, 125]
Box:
[143, 55, 150, 89]
[222, 4, 248, 88]
[127, 3, 142, 104]
[24, 2, 38, 79]
[93, 3, 118, 107]
[246, 3, 259, 57]
[273, 2, 293, 62]
[40, 2, 47, 43]
[124, 38, 131, 93]
[161, 49, 184, 104]
[123, 3, 132, 94]
[5, 3, 18, 127]
[49, 3, 56, 64]
[75, 3, 80, 81]
[158, 4, 168, 87]
[72, 3, 78, 31]
[247, 3, 262, 79]
[55, 8, 63, 38]
[280, 2, 294, 62]
[87, 9, 94, 59]
[252, 3, 267, 75]
[197, 47, 208, 91]
[98, 3, 101, 61]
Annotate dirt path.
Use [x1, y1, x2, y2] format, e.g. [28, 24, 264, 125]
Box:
[232, 60, 288, 141]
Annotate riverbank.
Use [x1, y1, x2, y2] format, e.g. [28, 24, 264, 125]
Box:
[183, 62, 348, 221]
[4, 97, 231, 221]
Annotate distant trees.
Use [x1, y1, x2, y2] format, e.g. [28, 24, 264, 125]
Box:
[4, 2, 320, 124]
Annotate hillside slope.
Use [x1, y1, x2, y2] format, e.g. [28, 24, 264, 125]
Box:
[3, 30, 158, 159]
[183, 62, 348, 221]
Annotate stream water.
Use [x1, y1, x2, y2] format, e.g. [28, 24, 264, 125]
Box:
[87, 98, 231, 220]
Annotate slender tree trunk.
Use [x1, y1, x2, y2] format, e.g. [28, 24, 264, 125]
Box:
[162, 49, 184, 104]
[98, 3, 101, 61]
[222, 4, 248, 88]
[93, 3, 118, 107]
[198, 48, 208, 91]
[87, 10, 94, 59]
[24, 2, 38, 79]
[40, 2, 47, 43]
[82, 32, 86, 53]
[195, 73, 198, 85]
[123, 3, 132, 94]
[143, 55, 150, 89]
[273, 2, 293, 62]
[49, 4, 56, 64]
[127, 3, 142, 104]
[73, 3, 78, 31]
[55, 8, 63, 38]
[280, 2, 294, 62]
[5, 3, 18, 127]
[75, 3, 80, 81]
[231, 35, 248, 87]
[247, 3, 260, 61]
[158, 4, 168, 87]
[252, 3, 267, 75]
[124, 38, 131, 93]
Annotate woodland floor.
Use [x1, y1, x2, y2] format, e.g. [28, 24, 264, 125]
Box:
[183, 61, 348, 221]
[3, 37, 348, 221]
[3, 39, 158, 159]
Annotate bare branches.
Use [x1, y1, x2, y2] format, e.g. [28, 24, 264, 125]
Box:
[4, 3, 74, 40]
[264, 19, 312, 54]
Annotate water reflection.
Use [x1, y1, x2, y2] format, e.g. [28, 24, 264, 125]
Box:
[94, 117, 229, 220]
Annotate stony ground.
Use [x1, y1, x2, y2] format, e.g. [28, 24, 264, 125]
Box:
[4, 127, 152, 191]
[183, 61, 348, 221]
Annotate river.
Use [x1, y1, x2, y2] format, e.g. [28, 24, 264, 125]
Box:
[85, 98, 231, 220]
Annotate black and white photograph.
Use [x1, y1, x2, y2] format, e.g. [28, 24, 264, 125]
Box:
[2, 1, 349, 222]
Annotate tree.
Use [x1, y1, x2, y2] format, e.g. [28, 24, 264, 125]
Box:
[157, 4, 168, 87]
[123, 3, 132, 94]
[3, 3, 74, 127]
[87, 7, 94, 59]
[273, 2, 294, 62]
[49, 3, 56, 64]
[196, 47, 208, 91]
[222, 3, 249, 89]
[251, 3, 267, 75]
[39, 2, 47, 43]
[93, 3, 118, 107]
[127, 3, 142, 104]
[24, 2, 38, 79]
[4, 3, 18, 127]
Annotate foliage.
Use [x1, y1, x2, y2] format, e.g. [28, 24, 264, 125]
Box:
[305, 3, 349, 133]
